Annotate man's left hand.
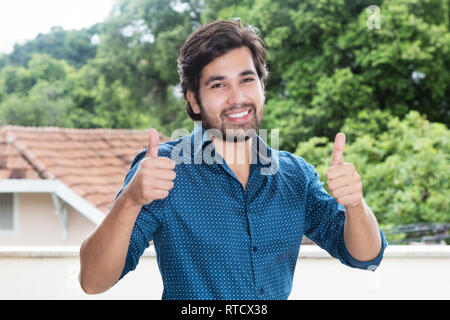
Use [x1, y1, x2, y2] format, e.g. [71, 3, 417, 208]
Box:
[326, 133, 363, 209]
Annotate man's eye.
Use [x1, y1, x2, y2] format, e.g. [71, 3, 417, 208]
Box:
[243, 78, 255, 83]
[211, 83, 224, 89]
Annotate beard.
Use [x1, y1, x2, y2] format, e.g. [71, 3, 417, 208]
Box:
[198, 101, 264, 143]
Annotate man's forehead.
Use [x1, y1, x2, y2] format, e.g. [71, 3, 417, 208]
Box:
[200, 47, 257, 82]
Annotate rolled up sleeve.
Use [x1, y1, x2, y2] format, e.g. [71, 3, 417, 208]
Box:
[339, 228, 388, 271]
[303, 162, 388, 271]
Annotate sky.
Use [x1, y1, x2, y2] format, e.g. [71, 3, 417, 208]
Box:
[0, 0, 116, 54]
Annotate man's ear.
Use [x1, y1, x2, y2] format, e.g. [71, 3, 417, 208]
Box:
[187, 90, 200, 115]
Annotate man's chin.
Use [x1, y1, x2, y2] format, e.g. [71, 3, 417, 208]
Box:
[222, 126, 258, 142]
[200, 117, 261, 142]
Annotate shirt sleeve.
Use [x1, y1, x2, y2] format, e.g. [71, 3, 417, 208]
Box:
[302, 161, 388, 271]
[114, 150, 165, 281]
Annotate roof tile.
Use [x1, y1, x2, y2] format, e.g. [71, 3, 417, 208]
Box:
[0, 125, 171, 214]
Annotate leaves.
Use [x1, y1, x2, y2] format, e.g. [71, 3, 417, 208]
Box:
[296, 110, 450, 226]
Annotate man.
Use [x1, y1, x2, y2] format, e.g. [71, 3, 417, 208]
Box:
[79, 19, 388, 299]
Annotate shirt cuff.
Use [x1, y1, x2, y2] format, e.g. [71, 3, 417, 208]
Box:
[340, 228, 388, 271]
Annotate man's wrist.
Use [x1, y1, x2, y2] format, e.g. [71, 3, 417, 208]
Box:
[344, 198, 366, 218]
[119, 187, 145, 213]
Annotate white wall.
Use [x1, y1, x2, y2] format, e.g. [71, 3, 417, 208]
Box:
[0, 193, 96, 246]
[0, 245, 448, 300]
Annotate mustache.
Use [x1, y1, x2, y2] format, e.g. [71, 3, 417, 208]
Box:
[221, 103, 256, 117]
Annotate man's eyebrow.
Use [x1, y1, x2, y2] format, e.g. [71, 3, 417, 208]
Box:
[204, 69, 258, 87]
[204, 75, 225, 87]
[239, 69, 257, 77]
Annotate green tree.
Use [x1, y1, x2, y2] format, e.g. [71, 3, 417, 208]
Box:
[295, 110, 450, 226]
[0, 53, 74, 99]
[27, 54, 69, 83]
[0, 81, 74, 127]
[85, 0, 198, 134]
[0, 65, 33, 97]
[4, 26, 98, 68]
[0, 54, 90, 127]
[0, 54, 6, 69]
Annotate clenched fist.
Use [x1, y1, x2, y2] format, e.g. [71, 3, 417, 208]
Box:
[124, 128, 176, 207]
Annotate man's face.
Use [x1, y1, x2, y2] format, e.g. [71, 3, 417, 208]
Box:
[187, 46, 265, 141]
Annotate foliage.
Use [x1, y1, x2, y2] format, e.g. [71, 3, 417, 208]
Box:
[295, 110, 450, 226]
[0, 80, 75, 127]
[81, 0, 198, 135]
[2, 26, 98, 69]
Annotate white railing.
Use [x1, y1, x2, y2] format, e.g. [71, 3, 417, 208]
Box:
[1, 245, 449, 299]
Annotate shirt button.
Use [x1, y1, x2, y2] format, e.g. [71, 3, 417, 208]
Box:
[253, 246, 258, 252]
[260, 288, 264, 294]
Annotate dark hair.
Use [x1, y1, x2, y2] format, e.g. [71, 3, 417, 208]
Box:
[178, 18, 269, 121]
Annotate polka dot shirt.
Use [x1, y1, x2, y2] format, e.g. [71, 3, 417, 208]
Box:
[116, 122, 388, 300]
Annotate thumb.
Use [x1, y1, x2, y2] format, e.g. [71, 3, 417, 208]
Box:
[330, 132, 346, 167]
[146, 128, 159, 158]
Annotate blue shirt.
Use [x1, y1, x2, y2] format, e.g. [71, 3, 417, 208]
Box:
[116, 122, 388, 300]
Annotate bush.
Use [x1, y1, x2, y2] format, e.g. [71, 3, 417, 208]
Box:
[295, 110, 450, 226]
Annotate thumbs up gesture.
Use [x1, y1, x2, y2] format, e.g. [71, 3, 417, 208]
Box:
[326, 133, 363, 209]
[125, 128, 176, 207]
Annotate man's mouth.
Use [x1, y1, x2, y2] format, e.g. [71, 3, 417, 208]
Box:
[224, 108, 252, 121]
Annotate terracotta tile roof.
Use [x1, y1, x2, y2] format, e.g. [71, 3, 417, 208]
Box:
[0, 125, 170, 214]
[0, 131, 39, 179]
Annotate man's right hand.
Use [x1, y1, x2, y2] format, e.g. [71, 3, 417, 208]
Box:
[125, 128, 176, 207]
[79, 128, 175, 294]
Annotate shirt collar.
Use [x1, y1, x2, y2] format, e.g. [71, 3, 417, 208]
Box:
[190, 121, 273, 167]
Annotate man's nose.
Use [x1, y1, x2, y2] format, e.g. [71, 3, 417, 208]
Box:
[227, 84, 246, 106]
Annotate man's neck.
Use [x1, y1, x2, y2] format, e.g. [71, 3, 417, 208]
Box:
[211, 135, 253, 169]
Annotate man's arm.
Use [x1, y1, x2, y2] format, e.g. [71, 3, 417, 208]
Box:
[79, 189, 142, 294]
[343, 198, 382, 261]
[79, 129, 176, 294]
[326, 133, 383, 262]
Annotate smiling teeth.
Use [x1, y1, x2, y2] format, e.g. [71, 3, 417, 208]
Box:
[226, 110, 249, 118]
